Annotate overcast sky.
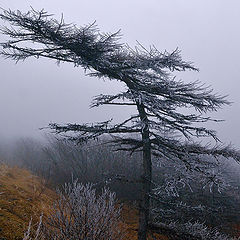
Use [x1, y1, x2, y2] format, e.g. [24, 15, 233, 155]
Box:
[0, 0, 240, 147]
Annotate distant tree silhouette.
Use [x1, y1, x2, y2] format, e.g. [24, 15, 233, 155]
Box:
[1, 9, 240, 240]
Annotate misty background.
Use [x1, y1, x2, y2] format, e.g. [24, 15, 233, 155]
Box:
[0, 0, 240, 147]
[1, 2, 240, 237]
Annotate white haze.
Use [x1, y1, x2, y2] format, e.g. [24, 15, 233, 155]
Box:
[0, 0, 240, 147]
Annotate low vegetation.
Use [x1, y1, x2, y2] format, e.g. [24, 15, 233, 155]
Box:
[0, 138, 240, 239]
[0, 164, 56, 240]
[0, 164, 167, 239]
[23, 182, 123, 240]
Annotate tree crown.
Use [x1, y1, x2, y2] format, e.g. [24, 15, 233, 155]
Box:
[0, 8, 239, 169]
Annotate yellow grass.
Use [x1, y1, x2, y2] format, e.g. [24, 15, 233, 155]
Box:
[0, 164, 169, 239]
[120, 204, 168, 240]
[0, 164, 56, 240]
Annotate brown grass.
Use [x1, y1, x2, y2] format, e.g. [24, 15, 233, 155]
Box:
[0, 164, 169, 239]
[0, 164, 56, 240]
[120, 204, 169, 240]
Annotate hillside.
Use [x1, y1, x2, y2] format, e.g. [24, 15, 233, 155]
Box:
[1, 164, 240, 240]
[0, 164, 168, 240]
[0, 164, 56, 239]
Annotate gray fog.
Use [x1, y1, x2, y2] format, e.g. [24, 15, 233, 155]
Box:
[0, 0, 240, 147]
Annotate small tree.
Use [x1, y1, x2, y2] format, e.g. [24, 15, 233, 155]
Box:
[1, 9, 240, 240]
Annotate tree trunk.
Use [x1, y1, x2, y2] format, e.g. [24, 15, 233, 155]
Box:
[137, 103, 152, 240]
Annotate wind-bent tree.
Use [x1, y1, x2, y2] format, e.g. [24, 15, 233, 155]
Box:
[1, 9, 240, 240]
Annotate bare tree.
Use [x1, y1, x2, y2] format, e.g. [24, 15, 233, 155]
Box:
[1, 9, 240, 240]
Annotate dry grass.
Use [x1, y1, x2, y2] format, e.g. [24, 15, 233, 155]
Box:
[0, 164, 168, 240]
[0, 164, 239, 239]
[120, 204, 169, 240]
[1, 164, 239, 240]
[0, 164, 56, 240]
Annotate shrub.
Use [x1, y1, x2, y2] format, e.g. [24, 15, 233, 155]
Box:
[157, 221, 240, 240]
[24, 182, 123, 240]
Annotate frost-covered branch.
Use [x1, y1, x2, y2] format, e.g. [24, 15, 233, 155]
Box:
[1, 9, 240, 239]
[48, 117, 141, 144]
[23, 182, 123, 240]
[151, 135, 240, 164]
[90, 91, 135, 108]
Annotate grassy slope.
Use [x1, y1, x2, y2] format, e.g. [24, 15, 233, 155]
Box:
[0, 164, 168, 240]
[3, 164, 239, 240]
[1, 164, 239, 239]
[1, 164, 240, 240]
[0, 164, 56, 240]
[120, 204, 168, 240]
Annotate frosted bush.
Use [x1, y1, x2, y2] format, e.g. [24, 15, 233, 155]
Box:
[159, 221, 240, 240]
[23, 181, 123, 240]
